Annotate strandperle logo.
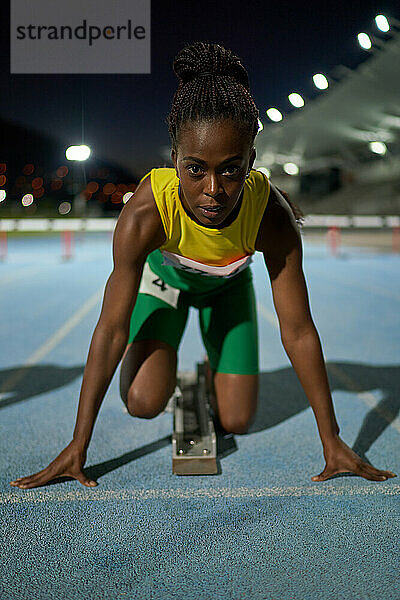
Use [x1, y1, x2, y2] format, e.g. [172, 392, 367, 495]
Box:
[11, 0, 150, 74]
[15, 19, 146, 47]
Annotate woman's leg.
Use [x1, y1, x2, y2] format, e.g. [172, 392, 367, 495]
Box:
[212, 372, 258, 434]
[199, 277, 259, 434]
[204, 358, 258, 434]
[119, 339, 178, 418]
[120, 289, 189, 418]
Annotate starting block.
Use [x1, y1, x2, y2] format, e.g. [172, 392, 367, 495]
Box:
[172, 362, 217, 475]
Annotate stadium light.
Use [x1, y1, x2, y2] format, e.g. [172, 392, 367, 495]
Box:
[313, 73, 329, 90]
[283, 163, 299, 175]
[357, 32, 386, 51]
[369, 141, 387, 155]
[266, 108, 283, 122]
[288, 93, 304, 108]
[65, 145, 91, 161]
[375, 15, 390, 32]
[357, 32, 372, 50]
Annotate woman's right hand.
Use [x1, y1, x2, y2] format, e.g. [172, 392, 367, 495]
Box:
[9, 440, 98, 490]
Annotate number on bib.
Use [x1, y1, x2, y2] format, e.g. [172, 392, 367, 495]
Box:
[152, 278, 167, 292]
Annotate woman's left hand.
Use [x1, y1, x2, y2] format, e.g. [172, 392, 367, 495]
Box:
[311, 435, 397, 482]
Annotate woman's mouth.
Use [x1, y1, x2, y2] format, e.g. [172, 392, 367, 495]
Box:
[198, 205, 225, 219]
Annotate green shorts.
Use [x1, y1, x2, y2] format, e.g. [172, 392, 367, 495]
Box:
[128, 256, 259, 375]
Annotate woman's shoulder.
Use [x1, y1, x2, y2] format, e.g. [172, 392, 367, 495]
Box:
[246, 169, 271, 201]
[254, 183, 302, 253]
[147, 167, 178, 195]
[138, 167, 177, 189]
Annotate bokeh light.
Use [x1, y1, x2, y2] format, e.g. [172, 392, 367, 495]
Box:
[111, 191, 123, 204]
[51, 179, 63, 191]
[313, 73, 329, 90]
[0, 164, 6, 175]
[22, 194, 34, 206]
[0, 190, 6, 202]
[266, 108, 283, 122]
[123, 192, 134, 203]
[23, 164, 34, 176]
[65, 145, 91, 161]
[369, 141, 387, 154]
[32, 177, 43, 189]
[56, 166, 69, 178]
[358, 33, 372, 49]
[375, 15, 389, 32]
[288, 93, 305, 108]
[283, 163, 299, 175]
[58, 202, 72, 215]
[86, 181, 99, 193]
[0, 175, 6, 186]
[103, 183, 116, 195]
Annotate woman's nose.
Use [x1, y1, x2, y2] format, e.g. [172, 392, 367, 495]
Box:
[204, 173, 223, 197]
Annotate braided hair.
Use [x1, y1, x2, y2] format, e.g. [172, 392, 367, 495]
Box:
[166, 41, 304, 226]
[166, 41, 259, 151]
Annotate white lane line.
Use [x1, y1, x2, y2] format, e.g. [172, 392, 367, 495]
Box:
[1, 484, 399, 504]
[0, 285, 104, 397]
[257, 301, 279, 329]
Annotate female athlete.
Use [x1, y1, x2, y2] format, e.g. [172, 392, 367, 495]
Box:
[10, 42, 396, 489]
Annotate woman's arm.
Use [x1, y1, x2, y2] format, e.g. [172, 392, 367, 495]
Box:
[10, 175, 166, 489]
[71, 176, 165, 450]
[255, 184, 396, 482]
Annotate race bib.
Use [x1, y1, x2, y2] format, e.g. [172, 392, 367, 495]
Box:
[138, 261, 180, 309]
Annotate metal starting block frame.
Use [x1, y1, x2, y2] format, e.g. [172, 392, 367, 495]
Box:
[172, 362, 217, 475]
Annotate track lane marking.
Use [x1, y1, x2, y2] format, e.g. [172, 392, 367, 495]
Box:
[257, 301, 279, 329]
[0, 285, 104, 399]
[1, 484, 399, 504]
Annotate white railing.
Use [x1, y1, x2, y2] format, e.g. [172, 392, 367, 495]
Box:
[0, 216, 399, 260]
[0, 215, 399, 232]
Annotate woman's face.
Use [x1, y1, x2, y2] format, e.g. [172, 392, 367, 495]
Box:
[171, 119, 256, 228]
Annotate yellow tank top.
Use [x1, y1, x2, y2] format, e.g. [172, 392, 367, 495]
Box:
[139, 167, 270, 278]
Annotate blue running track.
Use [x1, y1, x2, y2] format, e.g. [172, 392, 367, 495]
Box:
[1, 231, 399, 600]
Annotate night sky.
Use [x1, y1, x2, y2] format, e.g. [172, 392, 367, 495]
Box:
[1, 0, 399, 178]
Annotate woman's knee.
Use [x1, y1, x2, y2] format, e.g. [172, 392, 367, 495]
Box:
[119, 339, 177, 418]
[213, 372, 258, 434]
[218, 412, 254, 435]
[125, 385, 168, 419]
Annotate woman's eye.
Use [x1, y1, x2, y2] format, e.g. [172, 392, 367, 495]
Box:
[186, 165, 240, 176]
[187, 165, 203, 175]
[223, 165, 240, 175]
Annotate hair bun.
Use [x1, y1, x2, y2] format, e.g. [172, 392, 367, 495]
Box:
[173, 41, 250, 90]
